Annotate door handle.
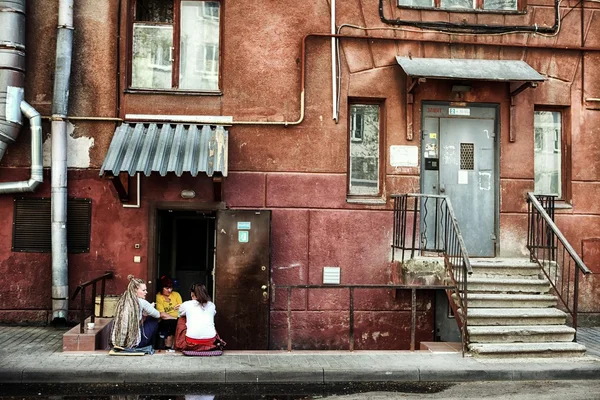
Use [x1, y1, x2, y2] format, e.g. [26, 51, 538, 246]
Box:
[261, 285, 267, 290]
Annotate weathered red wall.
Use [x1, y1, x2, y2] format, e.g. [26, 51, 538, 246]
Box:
[1, 0, 599, 347]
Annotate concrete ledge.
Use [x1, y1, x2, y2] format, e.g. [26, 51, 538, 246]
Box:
[225, 368, 324, 383]
[419, 367, 514, 382]
[324, 368, 419, 382]
[63, 317, 113, 351]
[0, 368, 23, 383]
[125, 369, 227, 383]
[21, 368, 125, 383]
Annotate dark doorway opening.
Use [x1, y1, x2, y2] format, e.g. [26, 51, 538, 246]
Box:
[156, 210, 216, 302]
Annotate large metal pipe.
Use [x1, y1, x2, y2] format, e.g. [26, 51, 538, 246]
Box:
[50, 0, 74, 323]
[0, 0, 26, 162]
[0, 0, 42, 191]
[0, 101, 43, 193]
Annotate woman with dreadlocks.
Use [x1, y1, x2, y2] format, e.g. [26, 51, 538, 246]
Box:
[110, 275, 176, 351]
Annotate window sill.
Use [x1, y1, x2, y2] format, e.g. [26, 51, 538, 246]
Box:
[346, 197, 387, 205]
[125, 88, 223, 96]
[555, 201, 573, 210]
[397, 6, 526, 15]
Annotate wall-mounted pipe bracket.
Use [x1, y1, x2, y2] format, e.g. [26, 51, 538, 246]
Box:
[406, 77, 426, 141]
[509, 81, 538, 142]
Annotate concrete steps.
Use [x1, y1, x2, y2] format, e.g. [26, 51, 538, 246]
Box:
[463, 307, 567, 326]
[462, 277, 551, 293]
[454, 293, 557, 308]
[468, 342, 587, 358]
[469, 258, 541, 277]
[468, 325, 576, 343]
[457, 257, 586, 358]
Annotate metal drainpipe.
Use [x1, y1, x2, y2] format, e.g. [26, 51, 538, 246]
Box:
[50, 0, 74, 324]
[0, 0, 43, 190]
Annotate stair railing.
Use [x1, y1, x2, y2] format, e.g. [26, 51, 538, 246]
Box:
[527, 193, 591, 334]
[71, 271, 114, 333]
[392, 194, 472, 354]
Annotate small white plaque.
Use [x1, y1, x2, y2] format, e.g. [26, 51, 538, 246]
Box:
[390, 145, 418, 167]
[449, 108, 471, 116]
[458, 170, 468, 185]
[323, 267, 341, 285]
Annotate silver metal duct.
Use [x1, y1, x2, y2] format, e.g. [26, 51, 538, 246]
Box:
[0, 101, 43, 193]
[51, 0, 73, 323]
[0, 0, 26, 162]
[0, 0, 43, 191]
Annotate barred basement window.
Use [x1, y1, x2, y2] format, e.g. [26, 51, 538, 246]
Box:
[12, 198, 92, 253]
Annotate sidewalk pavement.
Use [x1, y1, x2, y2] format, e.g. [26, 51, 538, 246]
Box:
[1, 326, 600, 385]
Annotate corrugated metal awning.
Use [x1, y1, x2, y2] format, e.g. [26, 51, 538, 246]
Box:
[395, 57, 545, 82]
[100, 123, 228, 177]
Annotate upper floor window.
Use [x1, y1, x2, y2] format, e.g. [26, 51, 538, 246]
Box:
[131, 0, 221, 92]
[534, 110, 566, 199]
[348, 102, 383, 197]
[398, 0, 518, 12]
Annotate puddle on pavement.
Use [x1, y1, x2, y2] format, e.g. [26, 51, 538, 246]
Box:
[0, 382, 454, 399]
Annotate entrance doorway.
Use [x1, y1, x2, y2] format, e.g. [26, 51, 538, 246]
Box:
[150, 205, 272, 350]
[156, 210, 216, 302]
[421, 103, 498, 257]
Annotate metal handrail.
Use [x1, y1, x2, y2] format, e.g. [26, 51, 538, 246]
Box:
[391, 193, 472, 355]
[71, 271, 114, 333]
[527, 193, 591, 334]
[274, 283, 452, 352]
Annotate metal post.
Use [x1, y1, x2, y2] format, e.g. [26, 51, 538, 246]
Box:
[91, 282, 96, 324]
[79, 286, 85, 334]
[287, 287, 292, 352]
[410, 288, 416, 351]
[100, 277, 106, 317]
[349, 287, 354, 351]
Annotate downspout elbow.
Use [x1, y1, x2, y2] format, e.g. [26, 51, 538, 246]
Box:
[0, 101, 43, 193]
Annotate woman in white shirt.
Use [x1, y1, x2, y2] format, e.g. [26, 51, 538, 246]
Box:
[175, 283, 225, 351]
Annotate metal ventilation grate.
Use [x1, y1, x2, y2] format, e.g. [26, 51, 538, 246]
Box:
[460, 143, 474, 170]
[12, 197, 92, 253]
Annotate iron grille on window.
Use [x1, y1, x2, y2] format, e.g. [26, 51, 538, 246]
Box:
[12, 197, 92, 253]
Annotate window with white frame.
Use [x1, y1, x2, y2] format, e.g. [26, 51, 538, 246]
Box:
[348, 103, 381, 196]
[131, 0, 220, 91]
[534, 110, 562, 197]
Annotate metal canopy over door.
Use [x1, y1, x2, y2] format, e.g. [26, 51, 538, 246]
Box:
[422, 104, 497, 257]
[215, 210, 271, 349]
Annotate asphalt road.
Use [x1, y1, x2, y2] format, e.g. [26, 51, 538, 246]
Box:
[1, 380, 599, 399]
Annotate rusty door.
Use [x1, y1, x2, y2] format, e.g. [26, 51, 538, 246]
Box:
[215, 210, 271, 349]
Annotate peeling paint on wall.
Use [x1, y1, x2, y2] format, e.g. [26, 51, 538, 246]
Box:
[42, 122, 94, 168]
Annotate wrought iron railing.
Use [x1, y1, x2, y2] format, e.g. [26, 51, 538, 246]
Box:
[274, 283, 452, 352]
[527, 193, 591, 334]
[71, 271, 113, 333]
[391, 194, 472, 354]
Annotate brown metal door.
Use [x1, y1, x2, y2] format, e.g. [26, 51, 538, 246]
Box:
[215, 210, 271, 349]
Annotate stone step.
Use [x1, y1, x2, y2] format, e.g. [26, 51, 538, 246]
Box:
[468, 342, 586, 358]
[453, 293, 557, 308]
[469, 258, 541, 277]
[460, 277, 551, 293]
[468, 325, 576, 343]
[463, 308, 567, 326]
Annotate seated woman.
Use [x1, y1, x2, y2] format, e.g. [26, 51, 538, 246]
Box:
[110, 275, 176, 351]
[174, 283, 225, 352]
[155, 275, 182, 349]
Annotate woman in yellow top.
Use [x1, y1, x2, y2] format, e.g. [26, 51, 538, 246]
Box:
[155, 276, 183, 349]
